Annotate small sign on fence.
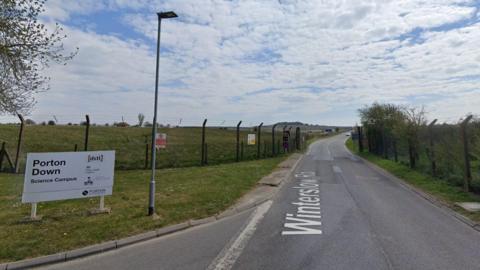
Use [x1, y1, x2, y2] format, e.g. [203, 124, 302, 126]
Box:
[248, 134, 256, 145]
[155, 133, 167, 149]
[22, 151, 115, 203]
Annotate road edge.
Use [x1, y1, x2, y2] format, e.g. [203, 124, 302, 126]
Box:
[1, 154, 304, 270]
[346, 146, 480, 233]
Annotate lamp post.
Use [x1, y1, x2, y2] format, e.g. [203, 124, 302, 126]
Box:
[149, 11, 178, 216]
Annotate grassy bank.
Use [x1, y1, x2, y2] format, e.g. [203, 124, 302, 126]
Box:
[346, 138, 480, 223]
[0, 156, 286, 263]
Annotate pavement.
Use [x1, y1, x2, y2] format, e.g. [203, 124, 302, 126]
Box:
[35, 134, 480, 270]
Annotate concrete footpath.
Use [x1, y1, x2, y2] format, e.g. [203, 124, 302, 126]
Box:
[1, 153, 303, 270]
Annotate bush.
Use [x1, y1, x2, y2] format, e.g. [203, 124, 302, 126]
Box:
[48, 120, 56, 126]
[25, 119, 36, 125]
[114, 122, 130, 127]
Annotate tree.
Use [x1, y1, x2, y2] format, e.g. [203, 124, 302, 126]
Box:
[25, 118, 35, 125]
[403, 106, 427, 168]
[47, 119, 55, 125]
[0, 0, 77, 114]
[114, 122, 129, 127]
[358, 103, 406, 156]
[137, 113, 145, 127]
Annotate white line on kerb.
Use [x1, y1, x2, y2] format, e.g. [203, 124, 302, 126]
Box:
[207, 200, 273, 270]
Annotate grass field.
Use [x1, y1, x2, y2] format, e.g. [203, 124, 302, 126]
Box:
[346, 138, 480, 223]
[0, 124, 297, 171]
[0, 156, 287, 263]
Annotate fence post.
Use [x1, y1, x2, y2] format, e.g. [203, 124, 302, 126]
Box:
[145, 143, 149, 169]
[0, 142, 5, 171]
[460, 115, 473, 192]
[382, 127, 388, 159]
[201, 119, 207, 166]
[393, 139, 398, 162]
[0, 142, 14, 172]
[272, 124, 278, 156]
[367, 128, 373, 153]
[357, 126, 363, 152]
[236, 121, 242, 162]
[84, 114, 90, 151]
[383, 130, 389, 159]
[241, 141, 244, 160]
[257, 122, 263, 159]
[74, 144, 78, 152]
[288, 127, 292, 152]
[295, 127, 301, 150]
[375, 129, 380, 155]
[408, 139, 416, 169]
[14, 114, 25, 173]
[428, 119, 438, 177]
[205, 143, 208, 165]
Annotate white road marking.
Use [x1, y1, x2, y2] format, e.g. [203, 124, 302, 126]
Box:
[308, 140, 334, 161]
[326, 143, 333, 159]
[282, 171, 323, 235]
[207, 200, 273, 270]
[333, 166, 342, 174]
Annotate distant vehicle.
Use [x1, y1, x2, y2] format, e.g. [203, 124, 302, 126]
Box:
[346, 134, 350, 136]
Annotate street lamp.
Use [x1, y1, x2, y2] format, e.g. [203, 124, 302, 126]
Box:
[149, 11, 178, 216]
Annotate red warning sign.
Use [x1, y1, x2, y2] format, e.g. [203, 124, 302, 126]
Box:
[155, 133, 167, 149]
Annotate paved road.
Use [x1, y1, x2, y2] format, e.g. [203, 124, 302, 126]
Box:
[39, 134, 480, 270]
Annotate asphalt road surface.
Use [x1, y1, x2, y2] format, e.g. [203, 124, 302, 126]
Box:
[38, 134, 480, 270]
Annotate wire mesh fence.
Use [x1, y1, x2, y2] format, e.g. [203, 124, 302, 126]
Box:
[0, 118, 310, 173]
[355, 116, 480, 194]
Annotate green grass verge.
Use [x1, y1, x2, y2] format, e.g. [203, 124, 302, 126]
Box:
[0, 156, 286, 263]
[346, 138, 480, 223]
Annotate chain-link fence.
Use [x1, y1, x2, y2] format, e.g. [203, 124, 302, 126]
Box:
[0, 119, 309, 173]
[355, 116, 480, 193]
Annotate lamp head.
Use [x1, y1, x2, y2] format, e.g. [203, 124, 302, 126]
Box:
[158, 11, 178, 19]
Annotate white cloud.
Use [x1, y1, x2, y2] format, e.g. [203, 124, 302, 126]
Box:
[2, 0, 478, 126]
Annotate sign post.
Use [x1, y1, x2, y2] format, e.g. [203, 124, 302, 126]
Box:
[90, 195, 109, 215]
[30, 203, 38, 220]
[22, 151, 115, 220]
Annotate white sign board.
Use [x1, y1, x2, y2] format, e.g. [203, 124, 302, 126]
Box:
[248, 134, 256, 145]
[22, 151, 115, 203]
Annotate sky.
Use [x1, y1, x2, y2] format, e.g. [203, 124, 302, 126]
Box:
[2, 0, 480, 126]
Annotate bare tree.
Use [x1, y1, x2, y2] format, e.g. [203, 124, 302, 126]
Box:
[0, 0, 77, 114]
[403, 106, 427, 168]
